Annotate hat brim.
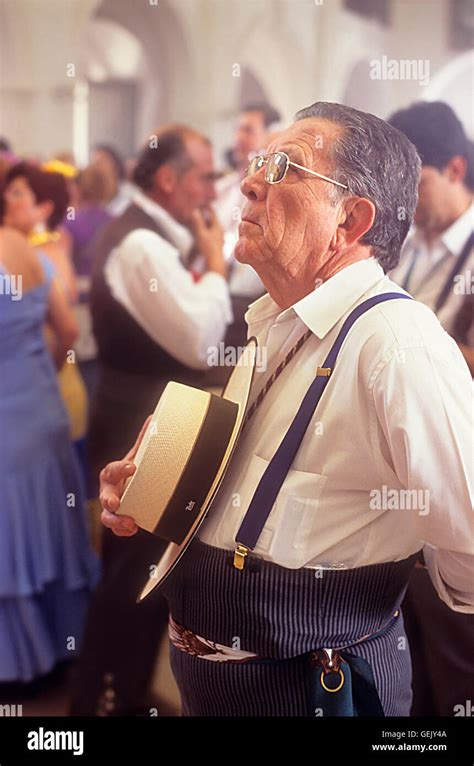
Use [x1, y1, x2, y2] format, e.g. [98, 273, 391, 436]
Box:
[136, 336, 258, 602]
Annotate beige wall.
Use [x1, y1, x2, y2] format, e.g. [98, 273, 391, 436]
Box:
[0, 0, 468, 160]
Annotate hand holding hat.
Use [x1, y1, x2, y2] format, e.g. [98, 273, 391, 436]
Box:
[100, 415, 151, 537]
[99, 337, 258, 601]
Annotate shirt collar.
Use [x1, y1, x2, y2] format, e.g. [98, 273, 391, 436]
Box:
[407, 202, 474, 258]
[132, 188, 193, 257]
[440, 202, 474, 256]
[245, 257, 386, 339]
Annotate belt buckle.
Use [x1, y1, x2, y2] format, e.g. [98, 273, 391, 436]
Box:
[313, 648, 345, 693]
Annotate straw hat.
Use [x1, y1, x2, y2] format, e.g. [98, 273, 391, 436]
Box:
[115, 337, 258, 602]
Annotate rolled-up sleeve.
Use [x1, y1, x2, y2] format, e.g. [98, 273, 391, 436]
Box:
[372, 341, 474, 612]
[105, 229, 233, 370]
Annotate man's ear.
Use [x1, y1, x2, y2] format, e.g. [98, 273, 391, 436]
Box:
[335, 197, 376, 248]
[443, 155, 467, 184]
[154, 163, 178, 195]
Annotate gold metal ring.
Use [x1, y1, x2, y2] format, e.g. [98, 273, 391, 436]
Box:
[320, 669, 345, 693]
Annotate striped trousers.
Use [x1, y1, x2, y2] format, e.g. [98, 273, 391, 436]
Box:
[161, 539, 419, 717]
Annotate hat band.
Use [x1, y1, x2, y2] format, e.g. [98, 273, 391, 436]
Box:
[154, 394, 239, 544]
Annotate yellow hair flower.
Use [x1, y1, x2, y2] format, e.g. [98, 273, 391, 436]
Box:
[28, 230, 61, 247]
[42, 160, 78, 179]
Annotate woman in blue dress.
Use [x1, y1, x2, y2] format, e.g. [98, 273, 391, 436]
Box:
[0, 227, 100, 683]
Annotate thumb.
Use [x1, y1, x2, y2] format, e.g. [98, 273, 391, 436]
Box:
[126, 414, 153, 461]
[191, 208, 204, 230]
[206, 207, 219, 228]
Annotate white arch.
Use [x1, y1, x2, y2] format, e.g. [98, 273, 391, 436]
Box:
[422, 50, 474, 136]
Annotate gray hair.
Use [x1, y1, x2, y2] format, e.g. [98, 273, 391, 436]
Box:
[295, 102, 421, 271]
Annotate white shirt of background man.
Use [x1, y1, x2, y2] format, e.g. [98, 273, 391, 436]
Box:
[105, 189, 233, 370]
[390, 202, 474, 334]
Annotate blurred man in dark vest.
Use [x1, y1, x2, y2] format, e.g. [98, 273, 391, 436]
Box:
[70, 125, 232, 716]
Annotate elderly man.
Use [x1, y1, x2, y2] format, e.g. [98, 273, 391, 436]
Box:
[100, 102, 473, 717]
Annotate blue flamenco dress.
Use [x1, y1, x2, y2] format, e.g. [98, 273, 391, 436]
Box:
[0, 253, 101, 682]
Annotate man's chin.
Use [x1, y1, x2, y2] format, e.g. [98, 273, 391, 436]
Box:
[414, 213, 435, 233]
[414, 207, 432, 229]
[234, 238, 252, 264]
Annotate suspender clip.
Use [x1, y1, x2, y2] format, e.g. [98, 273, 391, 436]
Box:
[316, 367, 332, 377]
[233, 543, 251, 570]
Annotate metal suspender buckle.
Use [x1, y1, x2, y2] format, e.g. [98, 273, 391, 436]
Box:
[316, 367, 332, 377]
[233, 543, 251, 570]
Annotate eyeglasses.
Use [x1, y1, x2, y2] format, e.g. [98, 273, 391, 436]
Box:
[245, 151, 349, 190]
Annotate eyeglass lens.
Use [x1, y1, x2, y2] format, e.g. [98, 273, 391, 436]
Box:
[246, 152, 288, 182]
[265, 153, 287, 183]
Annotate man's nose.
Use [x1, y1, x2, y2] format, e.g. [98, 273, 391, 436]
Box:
[240, 171, 267, 202]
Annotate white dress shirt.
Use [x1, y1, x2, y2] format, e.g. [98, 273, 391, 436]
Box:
[198, 258, 474, 612]
[390, 202, 474, 334]
[104, 190, 233, 370]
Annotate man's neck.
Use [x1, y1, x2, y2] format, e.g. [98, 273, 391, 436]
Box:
[260, 249, 371, 310]
[422, 195, 471, 248]
[143, 190, 167, 212]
